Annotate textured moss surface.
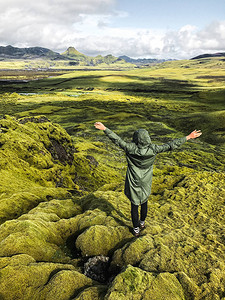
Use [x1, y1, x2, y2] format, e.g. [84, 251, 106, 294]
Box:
[0, 59, 225, 299]
[76, 225, 132, 256]
[0, 254, 93, 300]
[105, 265, 185, 300]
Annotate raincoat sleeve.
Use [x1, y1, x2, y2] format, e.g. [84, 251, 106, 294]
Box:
[154, 136, 187, 154]
[104, 128, 127, 151]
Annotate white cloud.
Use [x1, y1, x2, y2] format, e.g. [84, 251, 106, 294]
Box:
[161, 21, 225, 58]
[0, 0, 116, 49]
[0, 0, 224, 59]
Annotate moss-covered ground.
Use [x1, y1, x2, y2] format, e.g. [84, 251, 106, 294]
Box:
[0, 57, 224, 299]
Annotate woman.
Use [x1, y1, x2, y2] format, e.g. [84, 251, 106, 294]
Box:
[94, 122, 202, 237]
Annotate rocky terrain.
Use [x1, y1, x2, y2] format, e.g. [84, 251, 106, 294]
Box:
[0, 113, 224, 300]
[0, 57, 225, 299]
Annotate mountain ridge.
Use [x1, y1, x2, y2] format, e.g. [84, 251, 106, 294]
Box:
[119, 55, 168, 65]
[0, 45, 64, 60]
[0, 45, 131, 67]
[2, 45, 224, 66]
[191, 52, 225, 59]
[0, 45, 169, 66]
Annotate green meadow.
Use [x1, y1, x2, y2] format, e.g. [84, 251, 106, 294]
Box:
[0, 57, 225, 299]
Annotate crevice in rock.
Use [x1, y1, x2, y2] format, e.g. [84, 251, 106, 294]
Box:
[68, 284, 100, 300]
[48, 138, 75, 166]
[83, 255, 110, 283]
[42, 268, 67, 287]
[65, 232, 83, 259]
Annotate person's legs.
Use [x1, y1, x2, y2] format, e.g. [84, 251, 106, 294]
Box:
[140, 201, 148, 222]
[140, 201, 148, 229]
[131, 202, 140, 236]
[131, 202, 139, 228]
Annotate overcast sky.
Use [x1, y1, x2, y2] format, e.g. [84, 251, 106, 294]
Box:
[0, 0, 225, 59]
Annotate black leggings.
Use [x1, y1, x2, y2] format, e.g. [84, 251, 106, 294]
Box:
[131, 201, 148, 228]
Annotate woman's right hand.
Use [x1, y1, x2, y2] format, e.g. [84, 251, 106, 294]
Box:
[186, 130, 202, 140]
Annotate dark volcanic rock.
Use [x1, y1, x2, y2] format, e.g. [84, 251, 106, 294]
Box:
[84, 255, 110, 283]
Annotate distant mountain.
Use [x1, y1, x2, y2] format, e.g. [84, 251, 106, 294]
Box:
[61, 47, 131, 67]
[0, 45, 64, 60]
[191, 52, 225, 60]
[119, 55, 167, 66]
[1, 45, 173, 67]
[0, 45, 132, 67]
[61, 47, 86, 58]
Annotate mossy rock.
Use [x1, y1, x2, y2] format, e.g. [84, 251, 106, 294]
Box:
[0, 192, 40, 224]
[75, 209, 119, 231]
[79, 190, 131, 226]
[0, 254, 93, 300]
[139, 231, 225, 297]
[39, 269, 93, 300]
[0, 198, 82, 262]
[0, 203, 122, 263]
[72, 285, 107, 300]
[76, 225, 132, 256]
[111, 234, 154, 269]
[0, 115, 80, 219]
[105, 265, 185, 300]
[26, 198, 82, 220]
[0, 218, 67, 261]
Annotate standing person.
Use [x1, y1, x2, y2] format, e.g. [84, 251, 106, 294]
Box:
[94, 122, 202, 237]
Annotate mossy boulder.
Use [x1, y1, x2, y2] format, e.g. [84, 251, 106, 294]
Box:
[76, 225, 132, 256]
[111, 234, 154, 269]
[0, 254, 94, 300]
[0, 115, 80, 223]
[72, 285, 107, 300]
[105, 265, 185, 300]
[0, 198, 122, 263]
[0, 198, 81, 262]
[79, 190, 131, 226]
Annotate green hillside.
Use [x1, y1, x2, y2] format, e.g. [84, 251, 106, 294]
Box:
[61, 46, 87, 58]
[61, 46, 133, 67]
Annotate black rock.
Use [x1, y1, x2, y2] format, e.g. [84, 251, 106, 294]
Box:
[84, 255, 110, 283]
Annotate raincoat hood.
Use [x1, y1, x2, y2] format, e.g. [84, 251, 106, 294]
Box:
[132, 129, 151, 148]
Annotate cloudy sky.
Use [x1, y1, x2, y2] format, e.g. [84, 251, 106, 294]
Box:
[0, 0, 225, 59]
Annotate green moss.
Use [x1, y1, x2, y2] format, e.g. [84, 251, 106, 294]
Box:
[111, 234, 154, 268]
[26, 199, 82, 219]
[39, 269, 92, 300]
[79, 190, 131, 225]
[0, 254, 93, 300]
[105, 265, 185, 300]
[0, 192, 40, 223]
[71, 285, 107, 300]
[143, 272, 185, 300]
[0, 59, 225, 299]
[76, 225, 132, 256]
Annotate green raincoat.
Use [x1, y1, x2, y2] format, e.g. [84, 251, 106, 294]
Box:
[104, 128, 187, 205]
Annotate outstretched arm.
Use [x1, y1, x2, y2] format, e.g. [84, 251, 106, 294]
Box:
[154, 129, 202, 154]
[94, 122, 127, 151]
